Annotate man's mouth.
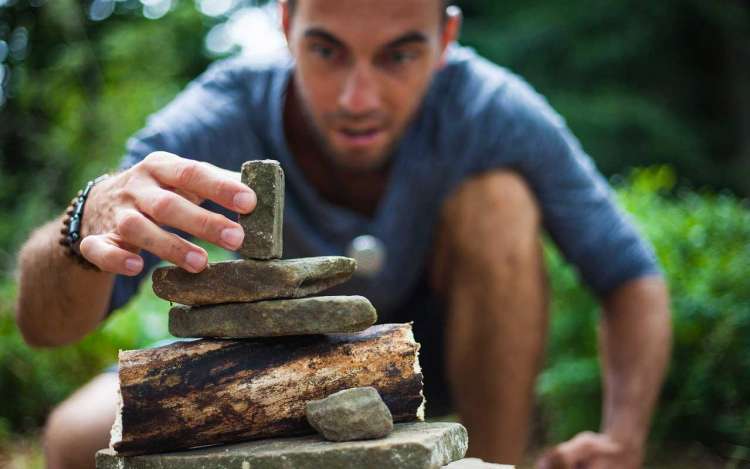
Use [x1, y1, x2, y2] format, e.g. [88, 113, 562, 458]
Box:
[335, 127, 383, 147]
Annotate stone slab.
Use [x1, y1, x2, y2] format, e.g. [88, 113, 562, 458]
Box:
[97, 421, 467, 469]
[239, 159, 284, 259]
[306, 386, 393, 441]
[152, 256, 356, 306]
[169, 295, 377, 338]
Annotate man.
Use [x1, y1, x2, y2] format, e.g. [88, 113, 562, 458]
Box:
[15, 1, 671, 468]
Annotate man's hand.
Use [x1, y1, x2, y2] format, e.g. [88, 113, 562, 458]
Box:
[536, 432, 641, 469]
[80, 151, 256, 275]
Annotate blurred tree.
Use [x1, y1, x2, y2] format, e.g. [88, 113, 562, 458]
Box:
[456, 0, 750, 194]
[0, 0, 211, 268]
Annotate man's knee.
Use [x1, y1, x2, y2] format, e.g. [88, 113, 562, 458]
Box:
[44, 373, 118, 469]
[434, 169, 542, 285]
[44, 394, 90, 469]
[44, 401, 74, 467]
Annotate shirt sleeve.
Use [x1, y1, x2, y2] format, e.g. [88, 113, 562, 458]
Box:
[107, 59, 265, 314]
[472, 71, 661, 297]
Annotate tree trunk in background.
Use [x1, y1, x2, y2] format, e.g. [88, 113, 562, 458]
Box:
[731, 32, 750, 179]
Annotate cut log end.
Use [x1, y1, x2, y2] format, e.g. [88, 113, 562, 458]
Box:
[109, 384, 123, 450]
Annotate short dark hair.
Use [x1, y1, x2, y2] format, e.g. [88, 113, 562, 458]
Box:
[287, 0, 452, 16]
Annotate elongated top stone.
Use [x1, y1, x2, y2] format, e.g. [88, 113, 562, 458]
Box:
[97, 422, 468, 469]
[152, 256, 356, 306]
[306, 387, 394, 442]
[169, 295, 377, 338]
[239, 159, 284, 259]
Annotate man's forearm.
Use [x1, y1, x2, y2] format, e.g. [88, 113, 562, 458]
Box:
[15, 216, 115, 347]
[600, 276, 672, 458]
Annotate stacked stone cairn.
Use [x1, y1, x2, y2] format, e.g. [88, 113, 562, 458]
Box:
[156, 160, 376, 339]
[96, 160, 495, 468]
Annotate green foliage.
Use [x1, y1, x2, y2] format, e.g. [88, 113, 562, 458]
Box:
[1, 0, 749, 268]
[0, 275, 164, 434]
[456, 0, 750, 195]
[0, 245, 229, 434]
[538, 167, 750, 450]
[1, 0, 749, 457]
[0, 0, 211, 269]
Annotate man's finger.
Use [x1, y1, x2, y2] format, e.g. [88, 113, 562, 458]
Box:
[588, 460, 611, 469]
[115, 209, 208, 273]
[536, 448, 567, 469]
[559, 432, 621, 456]
[143, 152, 256, 214]
[174, 188, 204, 206]
[79, 234, 144, 276]
[135, 186, 245, 251]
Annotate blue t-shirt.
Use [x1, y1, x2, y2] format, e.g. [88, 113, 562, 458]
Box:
[110, 45, 659, 319]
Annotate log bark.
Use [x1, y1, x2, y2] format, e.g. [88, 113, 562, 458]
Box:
[111, 323, 424, 455]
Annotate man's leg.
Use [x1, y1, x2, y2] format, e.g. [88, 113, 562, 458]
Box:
[44, 372, 118, 469]
[431, 169, 549, 464]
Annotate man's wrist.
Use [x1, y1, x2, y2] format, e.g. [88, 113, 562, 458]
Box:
[604, 423, 646, 457]
[60, 174, 109, 269]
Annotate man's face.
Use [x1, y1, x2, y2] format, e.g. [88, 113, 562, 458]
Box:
[284, 0, 455, 172]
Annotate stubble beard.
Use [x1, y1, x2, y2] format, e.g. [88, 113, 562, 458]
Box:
[292, 78, 400, 174]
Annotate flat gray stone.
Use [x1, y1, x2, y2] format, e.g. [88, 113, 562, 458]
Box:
[443, 458, 515, 468]
[169, 295, 377, 338]
[306, 387, 393, 441]
[96, 422, 467, 469]
[239, 159, 284, 259]
[152, 256, 356, 306]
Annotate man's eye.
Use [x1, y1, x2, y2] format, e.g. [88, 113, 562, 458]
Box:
[311, 44, 336, 60]
[386, 49, 418, 66]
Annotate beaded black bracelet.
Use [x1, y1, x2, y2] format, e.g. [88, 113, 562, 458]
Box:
[59, 174, 109, 270]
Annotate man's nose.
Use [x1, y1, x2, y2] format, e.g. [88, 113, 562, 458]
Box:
[338, 63, 381, 116]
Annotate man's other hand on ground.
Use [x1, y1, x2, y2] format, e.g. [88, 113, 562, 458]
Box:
[536, 431, 641, 469]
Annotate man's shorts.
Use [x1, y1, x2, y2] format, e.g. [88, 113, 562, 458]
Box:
[388, 274, 454, 418]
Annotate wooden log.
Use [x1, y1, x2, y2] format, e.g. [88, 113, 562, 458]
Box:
[110, 323, 424, 455]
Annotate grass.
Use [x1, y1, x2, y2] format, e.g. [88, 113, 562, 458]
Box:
[0, 434, 44, 469]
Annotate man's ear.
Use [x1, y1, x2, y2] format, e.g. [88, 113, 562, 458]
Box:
[438, 5, 462, 67]
[280, 0, 291, 43]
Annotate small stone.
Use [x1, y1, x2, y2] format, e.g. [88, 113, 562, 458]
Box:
[152, 256, 356, 306]
[169, 295, 377, 338]
[239, 159, 284, 259]
[306, 387, 394, 442]
[443, 458, 515, 468]
[97, 421, 467, 469]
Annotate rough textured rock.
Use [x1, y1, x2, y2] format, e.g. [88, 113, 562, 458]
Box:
[110, 323, 424, 455]
[169, 295, 377, 338]
[239, 159, 284, 259]
[443, 458, 515, 468]
[152, 256, 356, 306]
[306, 387, 393, 441]
[97, 422, 467, 469]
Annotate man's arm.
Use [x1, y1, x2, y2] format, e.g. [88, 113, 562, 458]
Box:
[16, 217, 116, 347]
[538, 275, 672, 469]
[15, 153, 255, 348]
